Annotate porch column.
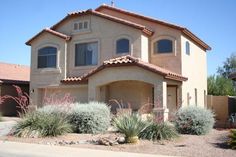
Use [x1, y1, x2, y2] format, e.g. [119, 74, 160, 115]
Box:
[153, 81, 169, 122]
[88, 84, 100, 101]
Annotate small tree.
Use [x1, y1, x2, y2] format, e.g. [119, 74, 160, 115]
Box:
[208, 75, 235, 96]
[217, 53, 236, 78]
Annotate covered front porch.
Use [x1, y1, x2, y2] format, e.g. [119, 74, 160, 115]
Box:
[87, 65, 182, 121]
[62, 55, 187, 121]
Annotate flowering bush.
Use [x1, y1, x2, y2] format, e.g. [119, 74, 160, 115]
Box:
[0, 85, 30, 115]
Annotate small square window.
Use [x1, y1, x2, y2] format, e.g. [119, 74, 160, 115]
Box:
[79, 22, 83, 30]
[73, 23, 78, 30]
[84, 21, 88, 29]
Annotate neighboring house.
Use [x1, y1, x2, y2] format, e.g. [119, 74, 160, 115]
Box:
[26, 4, 211, 120]
[0, 62, 30, 116]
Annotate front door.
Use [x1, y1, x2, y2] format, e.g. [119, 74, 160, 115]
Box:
[167, 86, 177, 119]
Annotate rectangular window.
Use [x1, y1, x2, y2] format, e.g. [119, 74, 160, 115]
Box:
[195, 88, 198, 106]
[38, 47, 57, 68]
[187, 92, 190, 106]
[75, 42, 98, 66]
[73, 20, 89, 31]
[84, 21, 88, 29]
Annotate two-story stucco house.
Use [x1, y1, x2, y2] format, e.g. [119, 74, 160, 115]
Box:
[26, 4, 211, 120]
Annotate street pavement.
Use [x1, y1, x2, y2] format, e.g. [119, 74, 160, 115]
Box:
[0, 141, 178, 157]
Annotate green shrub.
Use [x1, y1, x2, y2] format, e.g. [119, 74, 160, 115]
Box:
[174, 106, 215, 135]
[113, 113, 149, 143]
[68, 102, 110, 134]
[228, 129, 236, 149]
[13, 111, 72, 137]
[140, 122, 178, 141]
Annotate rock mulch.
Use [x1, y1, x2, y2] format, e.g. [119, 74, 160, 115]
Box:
[0, 129, 235, 157]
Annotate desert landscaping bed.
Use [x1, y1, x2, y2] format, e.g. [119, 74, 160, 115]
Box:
[0, 129, 234, 157]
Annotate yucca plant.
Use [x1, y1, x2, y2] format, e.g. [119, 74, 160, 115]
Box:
[13, 111, 72, 137]
[228, 129, 236, 149]
[140, 122, 179, 141]
[113, 113, 149, 143]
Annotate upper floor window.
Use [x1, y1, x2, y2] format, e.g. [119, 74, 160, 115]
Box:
[75, 42, 98, 66]
[73, 20, 89, 31]
[186, 41, 190, 55]
[116, 38, 130, 54]
[38, 47, 57, 68]
[155, 39, 173, 53]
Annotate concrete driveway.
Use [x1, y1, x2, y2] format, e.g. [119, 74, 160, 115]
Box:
[0, 141, 178, 157]
[0, 121, 16, 136]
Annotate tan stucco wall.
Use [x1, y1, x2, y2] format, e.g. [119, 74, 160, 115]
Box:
[98, 8, 182, 74]
[56, 14, 148, 77]
[29, 8, 208, 112]
[207, 95, 228, 127]
[37, 85, 88, 107]
[105, 80, 153, 110]
[181, 35, 207, 107]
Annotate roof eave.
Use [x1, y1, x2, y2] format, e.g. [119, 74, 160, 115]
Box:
[25, 29, 71, 46]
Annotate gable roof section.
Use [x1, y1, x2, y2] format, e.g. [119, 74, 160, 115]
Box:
[51, 9, 154, 36]
[26, 28, 71, 46]
[96, 4, 211, 51]
[0, 62, 30, 84]
[61, 55, 187, 83]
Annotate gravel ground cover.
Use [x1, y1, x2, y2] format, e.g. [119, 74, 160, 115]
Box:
[0, 129, 234, 157]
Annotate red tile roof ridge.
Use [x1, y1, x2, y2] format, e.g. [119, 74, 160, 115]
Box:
[26, 28, 71, 46]
[62, 55, 187, 83]
[51, 9, 154, 36]
[96, 4, 211, 51]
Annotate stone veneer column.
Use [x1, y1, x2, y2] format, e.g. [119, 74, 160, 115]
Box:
[153, 81, 169, 122]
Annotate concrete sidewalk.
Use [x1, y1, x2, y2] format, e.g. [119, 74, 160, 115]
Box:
[0, 141, 178, 157]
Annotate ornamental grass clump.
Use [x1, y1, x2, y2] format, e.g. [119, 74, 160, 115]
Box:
[113, 113, 149, 143]
[228, 129, 236, 149]
[13, 111, 72, 137]
[174, 106, 215, 135]
[68, 101, 110, 134]
[140, 122, 179, 141]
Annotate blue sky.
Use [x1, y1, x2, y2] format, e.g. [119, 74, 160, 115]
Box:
[0, 0, 235, 75]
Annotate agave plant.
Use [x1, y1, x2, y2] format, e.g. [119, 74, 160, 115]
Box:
[113, 113, 149, 143]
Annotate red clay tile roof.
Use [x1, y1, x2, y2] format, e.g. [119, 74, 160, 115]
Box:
[51, 9, 154, 36]
[96, 4, 211, 51]
[26, 28, 71, 46]
[61, 55, 187, 83]
[0, 62, 30, 83]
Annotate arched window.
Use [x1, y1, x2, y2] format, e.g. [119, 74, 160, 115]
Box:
[116, 38, 130, 54]
[186, 41, 190, 55]
[38, 46, 57, 68]
[155, 39, 173, 53]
